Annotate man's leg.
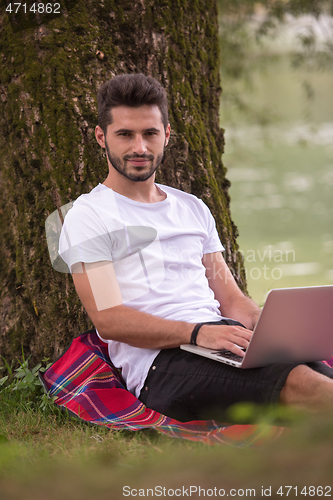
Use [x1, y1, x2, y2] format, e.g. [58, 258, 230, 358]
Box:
[140, 350, 333, 422]
[280, 364, 333, 412]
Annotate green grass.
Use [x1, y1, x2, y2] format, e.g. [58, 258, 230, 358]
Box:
[1, 359, 333, 500]
[1, 405, 333, 499]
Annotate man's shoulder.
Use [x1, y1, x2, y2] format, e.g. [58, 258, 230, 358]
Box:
[72, 183, 105, 207]
[157, 184, 205, 206]
[63, 183, 122, 230]
[67, 183, 119, 216]
[157, 184, 213, 221]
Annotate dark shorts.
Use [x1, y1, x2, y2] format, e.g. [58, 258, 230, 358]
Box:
[139, 320, 333, 422]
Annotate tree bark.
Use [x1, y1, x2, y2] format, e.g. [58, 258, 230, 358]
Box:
[0, 0, 246, 365]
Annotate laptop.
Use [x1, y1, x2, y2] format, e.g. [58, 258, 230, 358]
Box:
[180, 286, 333, 368]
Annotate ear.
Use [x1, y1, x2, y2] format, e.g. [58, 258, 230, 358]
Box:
[165, 123, 171, 147]
[95, 125, 106, 148]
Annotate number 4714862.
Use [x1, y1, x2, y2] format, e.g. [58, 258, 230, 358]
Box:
[6, 3, 61, 14]
[277, 486, 331, 496]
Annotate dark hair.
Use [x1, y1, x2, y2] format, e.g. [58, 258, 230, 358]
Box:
[97, 73, 169, 134]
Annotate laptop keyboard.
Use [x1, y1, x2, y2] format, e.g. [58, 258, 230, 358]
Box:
[211, 349, 244, 364]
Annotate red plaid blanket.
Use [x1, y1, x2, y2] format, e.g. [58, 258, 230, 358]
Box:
[40, 330, 286, 446]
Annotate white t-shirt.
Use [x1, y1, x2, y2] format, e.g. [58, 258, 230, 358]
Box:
[59, 183, 224, 397]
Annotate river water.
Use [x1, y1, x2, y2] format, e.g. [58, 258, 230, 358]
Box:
[220, 46, 333, 304]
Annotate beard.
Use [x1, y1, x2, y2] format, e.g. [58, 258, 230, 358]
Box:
[105, 141, 164, 182]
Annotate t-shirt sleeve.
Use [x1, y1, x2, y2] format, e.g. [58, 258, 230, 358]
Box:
[59, 203, 113, 272]
[198, 200, 224, 255]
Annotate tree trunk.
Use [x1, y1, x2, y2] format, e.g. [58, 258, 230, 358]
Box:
[0, 0, 246, 365]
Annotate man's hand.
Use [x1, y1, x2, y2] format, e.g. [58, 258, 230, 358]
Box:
[196, 323, 253, 357]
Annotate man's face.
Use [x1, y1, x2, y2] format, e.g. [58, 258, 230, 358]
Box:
[97, 105, 170, 183]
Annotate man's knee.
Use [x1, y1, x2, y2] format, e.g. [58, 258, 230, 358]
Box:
[279, 364, 333, 410]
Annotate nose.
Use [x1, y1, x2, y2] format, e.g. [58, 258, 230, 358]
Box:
[132, 134, 147, 155]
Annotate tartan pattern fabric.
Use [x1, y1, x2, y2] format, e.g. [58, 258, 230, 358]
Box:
[40, 329, 284, 446]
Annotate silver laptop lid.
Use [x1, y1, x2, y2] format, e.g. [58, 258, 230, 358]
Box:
[241, 285, 333, 368]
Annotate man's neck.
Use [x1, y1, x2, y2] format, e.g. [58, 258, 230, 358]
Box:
[102, 173, 166, 204]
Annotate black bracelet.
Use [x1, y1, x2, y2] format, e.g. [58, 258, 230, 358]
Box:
[190, 323, 205, 345]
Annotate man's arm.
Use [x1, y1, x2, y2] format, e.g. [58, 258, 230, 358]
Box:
[71, 261, 192, 349]
[202, 252, 261, 330]
[71, 260, 253, 357]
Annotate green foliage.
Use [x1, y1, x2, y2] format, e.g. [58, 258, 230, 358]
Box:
[0, 353, 57, 414]
[225, 401, 307, 427]
[217, 0, 333, 125]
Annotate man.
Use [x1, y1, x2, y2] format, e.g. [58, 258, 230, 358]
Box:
[59, 73, 333, 422]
